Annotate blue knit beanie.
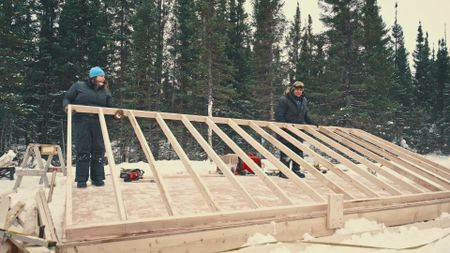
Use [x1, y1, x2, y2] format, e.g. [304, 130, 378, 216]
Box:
[89, 66, 105, 78]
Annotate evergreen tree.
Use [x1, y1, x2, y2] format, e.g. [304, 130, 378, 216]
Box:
[169, 0, 202, 114]
[390, 2, 413, 144]
[296, 14, 314, 85]
[106, 0, 136, 109]
[0, 0, 35, 152]
[57, 0, 111, 84]
[359, 0, 395, 136]
[433, 39, 450, 152]
[227, 0, 254, 118]
[285, 2, 301, 83]
[197, 0, 235, 117]
[411, 23, 434, 153]
[319, 0, 363, 127]
[433, 39, 449, 120]
[130, 0, 161, 111]
[24, 0, 62, 144]
[307, 33, 328, 122]
[413, 23, 434, 108]
[252, 0, 286, 120]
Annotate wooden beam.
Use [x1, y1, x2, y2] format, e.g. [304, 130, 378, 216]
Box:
[229, 120, 327, 202]
[65, 105, 73, 228]
[344, 191, 450, 209]
[248, 122, 355, 200]
[47, 169, 57, 203]
[268, 123, 380, 198]
[181, 116, 260, 209]
[33, 146, 49, 187]
[127, 111, 175, 216]
[205, 117, 293, 205]
[63, 192, 450, 245]
[340, 129, 449, 190]
[4, 202, 25, 229]
[0, 196, 10, 229]
[355, 129, 450, 179]
[62, 215, 334, 253]
[327, 194, 344, 229]
[20, 145, 32, 168]
[70, 105, 299, 129]
[352, 129, 450, 181]
[330, 128, 443, 192]
[44, 154, 54, 172]
[98, 108, 127, 220]
[56, 146, 66, 176]
[285, 124, 403, 196]
[302, 126, 422, 194]
[228, 120, 326, 202]
[155, 113, 220, 212]
[65, 202, 328, 240]
[13, 170, 46, 176]
[35, 190, 58, 243]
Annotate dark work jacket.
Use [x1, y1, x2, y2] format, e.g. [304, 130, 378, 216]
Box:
[63, 79, 113, 120]
[275, 93, 314, 125]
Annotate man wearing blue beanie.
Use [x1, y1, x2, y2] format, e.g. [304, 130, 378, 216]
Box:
[63, 66, 113, 188]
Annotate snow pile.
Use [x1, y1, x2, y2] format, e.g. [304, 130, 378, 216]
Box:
[0, 150, 16, 167]
[343, 226, 450, 249]
[243, 233, 277, 247]
[300, 213, 450, 253]
[267, 247, 291, 253]
[335, 218, 385, 235]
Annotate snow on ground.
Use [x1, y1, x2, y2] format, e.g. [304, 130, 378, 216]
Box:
[230, 214, 450, 253]
[0, 152, 449, 251]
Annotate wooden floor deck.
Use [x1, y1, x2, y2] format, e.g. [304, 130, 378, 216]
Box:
[59, 105, 450, 253]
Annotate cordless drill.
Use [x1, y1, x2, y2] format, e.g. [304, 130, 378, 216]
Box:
[120, 169, 144, 182]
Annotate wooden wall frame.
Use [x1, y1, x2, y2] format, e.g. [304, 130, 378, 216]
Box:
[61, 105, 450, 252]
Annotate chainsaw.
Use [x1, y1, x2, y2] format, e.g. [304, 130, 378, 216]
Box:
[120, 168, 145, 182]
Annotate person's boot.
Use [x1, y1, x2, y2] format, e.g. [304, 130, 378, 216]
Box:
[77, 181, 87, 188]
[293, 169, 305, 178]
[92, 180, 105, 187]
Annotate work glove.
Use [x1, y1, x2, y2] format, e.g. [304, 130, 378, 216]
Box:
[113, 110, 124, 120]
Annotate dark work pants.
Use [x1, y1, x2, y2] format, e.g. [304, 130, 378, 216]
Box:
[74, 117, 105, 182]
[278, 130, 304, 172]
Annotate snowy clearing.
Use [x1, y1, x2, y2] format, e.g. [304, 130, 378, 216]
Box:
[0, 153, 449, 252]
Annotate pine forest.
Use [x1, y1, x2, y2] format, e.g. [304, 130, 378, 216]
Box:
[1, 0, 450, 160]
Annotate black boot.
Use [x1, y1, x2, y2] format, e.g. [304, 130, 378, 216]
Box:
[293, 168, 305, 178]
[92, 180, 105, 186]
[77, 181, 87, 188]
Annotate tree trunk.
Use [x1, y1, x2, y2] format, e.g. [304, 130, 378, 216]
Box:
[208, 48, 213, 147]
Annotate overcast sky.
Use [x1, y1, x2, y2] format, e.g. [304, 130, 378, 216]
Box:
[246, 0, 449, 56]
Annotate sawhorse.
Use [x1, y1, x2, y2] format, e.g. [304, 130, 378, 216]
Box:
[13, 144, 66, 190]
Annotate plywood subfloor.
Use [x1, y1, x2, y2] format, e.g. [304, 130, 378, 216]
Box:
[71, 165, 419, 226]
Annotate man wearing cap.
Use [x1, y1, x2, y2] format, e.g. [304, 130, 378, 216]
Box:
[275, 81, 316, 178]
[63, 66, 112, 188]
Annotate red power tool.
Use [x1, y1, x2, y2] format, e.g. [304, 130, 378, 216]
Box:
[235, 153, 261, 175]
[120, 169, 145, 182]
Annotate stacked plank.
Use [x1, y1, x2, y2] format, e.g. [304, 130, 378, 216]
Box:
[0, 190, 57, 253]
